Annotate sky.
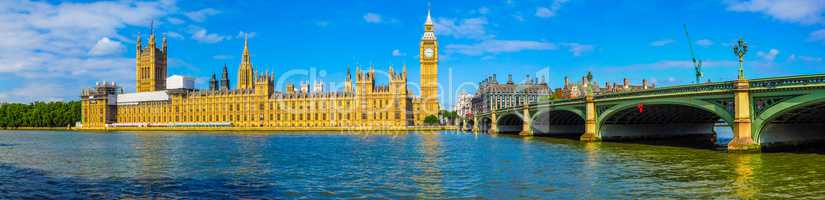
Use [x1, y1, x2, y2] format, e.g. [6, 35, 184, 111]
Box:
[1, 0, 824, 109]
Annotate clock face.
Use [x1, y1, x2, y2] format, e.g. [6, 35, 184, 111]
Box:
[424, 48, 434, 58]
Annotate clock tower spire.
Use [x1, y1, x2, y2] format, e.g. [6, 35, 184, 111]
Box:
[419, 8, 439, 120]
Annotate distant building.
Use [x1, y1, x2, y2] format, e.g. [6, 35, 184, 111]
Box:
[453, 92, 473, 118]
[471, 74, 550, 115]
[560, 75, 656, 99]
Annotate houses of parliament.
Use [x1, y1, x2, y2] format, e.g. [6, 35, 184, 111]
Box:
[80, 12, 441, 129]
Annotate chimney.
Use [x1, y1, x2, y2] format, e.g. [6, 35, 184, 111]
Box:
[643, 79, 649, 89]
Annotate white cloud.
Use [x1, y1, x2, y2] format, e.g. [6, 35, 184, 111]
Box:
[757, 48, 780, 61]
[696, 39, 714, 47]
[726, 0, 825, 24]
[564, 43, 594, 56]
[315, 20, 330, 27]
[650, 39, 675, 47]
[0, 0, 175, 101]
[363, 12, 382, 23]
[167, 17, 184, 25]
[536, 7, 554, 17]
[434, 17, 492, 39]
[166, 31, 184, 39]
[184, 8, 221, 22]
[190, 27, 226, 43]
[513, 14, 526, 22]
[535, 0, 570, 18]
[446, 40, 556, 56]
[478, 7, 490, 15]
[800, 55, 824, 62]
[392, 49, 405, 57]
[790, 54, 823, 62]
[809, 28, 825, 42]
[212, 54, 232, 60]
[236, 31, 257, 39]
[88, 37, 124, 56]
[0, 82, 68, 103]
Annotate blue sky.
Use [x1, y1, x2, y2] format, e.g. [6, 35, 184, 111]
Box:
[1, 0, 824, 109]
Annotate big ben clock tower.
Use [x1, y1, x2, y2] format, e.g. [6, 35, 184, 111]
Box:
[420, 10, 439, 116]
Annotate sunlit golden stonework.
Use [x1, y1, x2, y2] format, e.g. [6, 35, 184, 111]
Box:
[80, 12, 440, 130]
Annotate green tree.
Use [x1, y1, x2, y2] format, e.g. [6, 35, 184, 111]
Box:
[0, 101, 81, 128]
[423, 115, 439, 126]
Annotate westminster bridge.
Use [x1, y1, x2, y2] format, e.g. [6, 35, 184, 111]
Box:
[469, 74, 825, 151]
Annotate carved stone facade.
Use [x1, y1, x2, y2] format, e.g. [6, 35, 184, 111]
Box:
[81, 12, 440, 128]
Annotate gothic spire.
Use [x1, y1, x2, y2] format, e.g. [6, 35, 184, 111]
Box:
[222, 63, 228, 79]
[162, 32, 167, 52]
[136, 32, 142, 51]
[425, 8, 432, 25]
[346, 66, 351, 81]
[242, 33, 250, 63]
[149, 20, 156, 46]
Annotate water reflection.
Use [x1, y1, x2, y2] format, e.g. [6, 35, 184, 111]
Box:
[133, 132, 174, 180]
[729, 153, 761, 199]
[413, 131, 445, 199]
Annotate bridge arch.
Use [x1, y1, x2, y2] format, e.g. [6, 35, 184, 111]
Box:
[597, 99, 733, 146]
[464, 119, 475, 131]
[753, 91, 825, 148]
[496, 112, 525, 134]
[530, 108, 585, 138]
[478, 116, 493, 133]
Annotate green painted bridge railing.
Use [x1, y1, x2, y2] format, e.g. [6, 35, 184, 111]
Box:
[749, 74, 825, 88]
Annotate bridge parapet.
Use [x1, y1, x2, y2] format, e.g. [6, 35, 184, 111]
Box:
[749, 74, 825, 89]
[596, 81, 735, 99]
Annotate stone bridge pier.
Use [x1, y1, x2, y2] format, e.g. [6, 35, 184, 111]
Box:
[580, 95, 599, 142]
[728, 79, 758, 151]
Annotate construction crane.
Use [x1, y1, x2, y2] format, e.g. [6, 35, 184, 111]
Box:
[683, 24, 703, 84]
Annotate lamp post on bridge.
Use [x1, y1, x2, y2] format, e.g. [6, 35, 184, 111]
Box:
[733, 38, 748, 80]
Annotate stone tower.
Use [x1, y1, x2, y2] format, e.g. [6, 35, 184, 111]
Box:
[209, 73, 218, 91]
[220, 64, 230, 90]
[419, 10, 440, 115]
[135, 26, 168, 92]
[238, 34, 255, 90]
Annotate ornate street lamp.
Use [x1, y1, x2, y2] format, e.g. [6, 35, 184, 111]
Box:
[733, 38, 748, 80]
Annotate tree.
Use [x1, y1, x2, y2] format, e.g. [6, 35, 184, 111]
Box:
[423, 115, 439, 126]
[0, 101, 81, 128]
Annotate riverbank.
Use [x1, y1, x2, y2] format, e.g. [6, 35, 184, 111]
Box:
[74, 126, 458, 132]
[0, 127, 74, 131]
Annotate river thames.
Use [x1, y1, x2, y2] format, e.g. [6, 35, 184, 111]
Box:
[0, 131, 824, 199]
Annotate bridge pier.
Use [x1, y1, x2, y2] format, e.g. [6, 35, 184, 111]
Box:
[519, 105, 532, 136]
[472, 116, 479, 133]
[489, 112, 498, 134]
[580, 95, 600, 142]
[728, 79, 760, 152]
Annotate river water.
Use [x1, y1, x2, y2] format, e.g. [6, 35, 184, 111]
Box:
[0, 131, 823, 199]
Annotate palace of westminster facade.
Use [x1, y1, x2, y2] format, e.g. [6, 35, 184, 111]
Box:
[81, 12, 441, 129]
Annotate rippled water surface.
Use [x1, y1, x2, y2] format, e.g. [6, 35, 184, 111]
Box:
[1, 131, 825, 199]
